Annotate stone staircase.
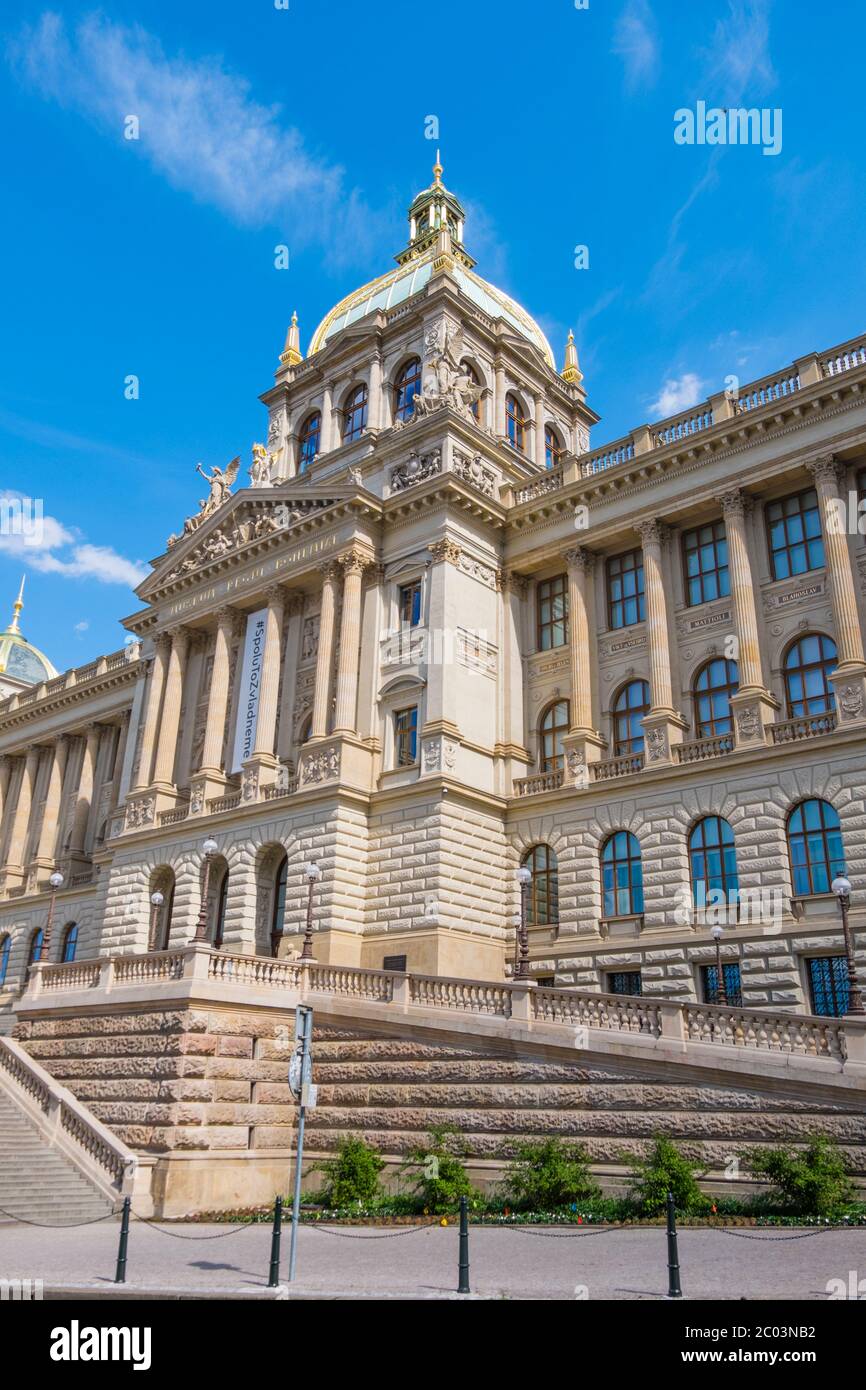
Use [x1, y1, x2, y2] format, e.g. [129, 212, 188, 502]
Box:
[0, 1088, 116, 1225]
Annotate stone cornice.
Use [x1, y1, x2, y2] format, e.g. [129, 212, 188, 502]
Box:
[0, 659, 142, 741]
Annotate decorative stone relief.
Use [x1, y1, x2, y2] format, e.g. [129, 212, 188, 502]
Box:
[443, 741, 457, 771]
[837, 684, 864, 720]
[300, 745, 340, 784]
[410, 320, 482, 420]
[762, 577, 826, 611]
[428, 538, 462, 566]
[163, 499, 339, 580]
[390, 447, 442, 492]
[645, 728, 668, 762]
[458, 553, 498, 590]
[451, 451, 497, 497]
[301, 617, 320, 663]
[189, 783, 205, 816]
[125, 795, 155, 830]
[736, 704, 762, 739]
[242, 766, 259, 802]
[422, 739, 441, 772]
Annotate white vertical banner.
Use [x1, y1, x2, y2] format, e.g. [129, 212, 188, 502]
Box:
[232, 608, 268, 773]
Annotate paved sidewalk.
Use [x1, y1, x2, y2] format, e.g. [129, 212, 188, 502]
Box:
[1, 1221, 864, 1299]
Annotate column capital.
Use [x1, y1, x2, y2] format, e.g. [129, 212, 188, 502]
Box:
[636, 518, 669, 547]
[428, 538, 462, 566]
[154, 631, 173, 656]
[497, 569, 530, 596]
[287, 591, 306, 617]
[165, 624, 192, 654]
[214, 604, 237, 627]
[338, 546, 375, 576]
[720, 488, 755, 519]
[806, 453, 845, 490]
[562, 545, 595, 572]
[318, 559, 342, 583]
[263, 582, 286, 606]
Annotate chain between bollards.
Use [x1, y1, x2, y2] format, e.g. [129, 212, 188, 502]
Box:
[267, 1195, 283, 1288]
[114, 1196, 131, 1284]
[458, 1195, 470, 1294]
[666, 1190, 683, 1298]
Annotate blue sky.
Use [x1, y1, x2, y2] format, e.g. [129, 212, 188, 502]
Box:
[1, 0, 864, 672]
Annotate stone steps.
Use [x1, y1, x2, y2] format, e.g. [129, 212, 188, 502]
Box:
[0, 1089, 116, 1225]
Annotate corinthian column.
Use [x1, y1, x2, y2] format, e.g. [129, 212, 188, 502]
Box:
[131, 635, 170, 791]
[32, 735, 69, 867]
[4, 748, 40, 885]
[807, 456, 866, 726]
[636, 520, 686, 763]
[200, 609, 234, 773]
[69, 724, 101, 856]
[720, 489, 778, 745]
[242, 586, 286, 799]
[151, 627, 190, 788]
[560, 547, 605, 785]
[311, 563, 339, 738]
[0, 756, 12, 843]
[333, 551, 369, 734]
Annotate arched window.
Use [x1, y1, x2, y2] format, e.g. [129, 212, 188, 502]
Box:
[270, 855, 288, 958]
[787, 800, 846, 897]
[689, 818, 739, 907]
[505, 393, 528, 453]
[459, 361, 481, 420]
[522, 845, 559, 928]
[393, 358, 422, 423]
[784, 634, 837, 718]
[601, 832, 644, 918]
[540, 700, 570, 772]
[298, 412, 321, 473]
[61, 923, 79, 963]
[694, 658, 738, 738]
[0, 935, 11, 986]
[299, 715, 313, 744]
[213, 870, 229, 949]
[28, 929, 44, 965]
[612, 680, 651, 756]
[342, 384, 368, 442]
[544, 425, 564, 469]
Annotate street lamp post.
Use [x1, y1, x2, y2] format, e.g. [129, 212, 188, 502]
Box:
[194, 838, 219, 943]
[515, 866, 532, 982]
[149, 891, 165, 952]
[43, 870, 64, 959]
[710, 924, 728, 1006]
[832, 876, 864, 1016]
[300, 862, 321, 960]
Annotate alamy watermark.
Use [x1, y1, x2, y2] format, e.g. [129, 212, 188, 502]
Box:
[673, 884, 784, 930]
[674, 102, 782, 157]
[0, 495, 43, 544]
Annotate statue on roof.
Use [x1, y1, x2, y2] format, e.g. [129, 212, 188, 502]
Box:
[412, 320, 482, 421]
[196, 457, 240, 516]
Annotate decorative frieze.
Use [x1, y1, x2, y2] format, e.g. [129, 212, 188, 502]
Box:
[299, 744, 340, 784]
[390, 447, 442, 492]
[458, 552, 499, 590]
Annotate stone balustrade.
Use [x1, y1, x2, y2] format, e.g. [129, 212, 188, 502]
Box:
[0, 645, 141, 721]
[675, 733, 734, 764]
[770, 713, 837, 744]
[590, 753, 645, 782]
[512, 769, 564, 797]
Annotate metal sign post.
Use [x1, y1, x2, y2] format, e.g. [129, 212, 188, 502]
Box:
[288, 1004, 314, 1283]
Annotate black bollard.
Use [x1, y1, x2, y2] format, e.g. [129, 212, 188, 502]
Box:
[114, 1196, 131, 1284]
[666, 1190, 683, 1299]
[268, 1195, 283, 1288]
[458, 1195, 470, 1294]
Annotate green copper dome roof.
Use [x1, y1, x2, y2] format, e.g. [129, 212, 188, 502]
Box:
[0, 579, 57, 686]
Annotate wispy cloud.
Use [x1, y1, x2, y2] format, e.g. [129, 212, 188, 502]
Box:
[0, 492, 146, 587]
[699, 0, 776, 105]
[649, 373, 705, 417]
[612, 0, 660, 93]
[7, 12, 386, 266]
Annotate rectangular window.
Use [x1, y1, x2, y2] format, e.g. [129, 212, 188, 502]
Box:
[398, 580, 422, 627]
[807, 955, 850, 1017]
[683, 521, 730, 606]
[536, 975, 556, 988]
[766, 489, 825, 580]
[536, 575, 568, 650]
[607, 971, 642, 997]
[383, 954, 407, 972]
[607, 550, 646, 629]
[700, 963, 742, 1007]
[394, 706, 418, 766]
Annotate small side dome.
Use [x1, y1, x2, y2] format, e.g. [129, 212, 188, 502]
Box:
[0, 577, 58, 690]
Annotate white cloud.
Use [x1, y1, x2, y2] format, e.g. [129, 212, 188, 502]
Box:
[0, 492, 147, 588]
[7, 12, 381, 261]
[700, 0, 776, 104]
[649, 373, 706, 417]
[74, 620, 89, 634]
[612, 0, 660, 92]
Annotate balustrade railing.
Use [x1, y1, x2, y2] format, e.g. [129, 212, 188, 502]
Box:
[770, 713, 837, 744]
[675, 734, 734, 764]
[512, 769, 564, 797]
[590, 753, 645, 782]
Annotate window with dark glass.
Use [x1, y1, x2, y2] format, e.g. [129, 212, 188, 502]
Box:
[544, 425, 564, 469]
[787, 799, 845, 896]
[608, 971, 642, 997]
[394, 358, 422, 423]
[0, 935, 10, 985]
[612, 680, 650, 757]
[807, 956, 850, 1016]
[28, 929, 43, 965]
[399, 580, 422, 627]
[505, 393, 528, 453]
[601, 831, 644, 917]
[540, 700, 570, 772]
[694, 658, 738, 737]
[607, 550, 645, 629]
[766, 489, 825, 580]
[342, 384, 368, 442]
[270, 856, 287, 958]
[536, 575, 568, 650]
[683, 521, 730, 605]
[214, 872, 228, 949]
[701, 963, 742, 1007]
[689, 817, 739, 907]
[522, 844, 559, 928]
[298, 412, 321, 472]
[395, 706, 418, 766]
[784, 634, 837, 718]
[61, 923, 79, 963]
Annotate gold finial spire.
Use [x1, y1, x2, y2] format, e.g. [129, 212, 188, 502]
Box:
[433, 149, 443, 185]
[280, 309, 303, 366]
[6, 575, 25, 636]
[562, 329, 583, 384]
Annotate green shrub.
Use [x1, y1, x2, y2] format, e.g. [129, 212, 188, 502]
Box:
[502, 1138, 600, 1211]
[399, 1125, 476, 1214]
[627, 1137, 709, 1216]
[316, 1137, 385, 1208]
[745, 1136, 854, 1217]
